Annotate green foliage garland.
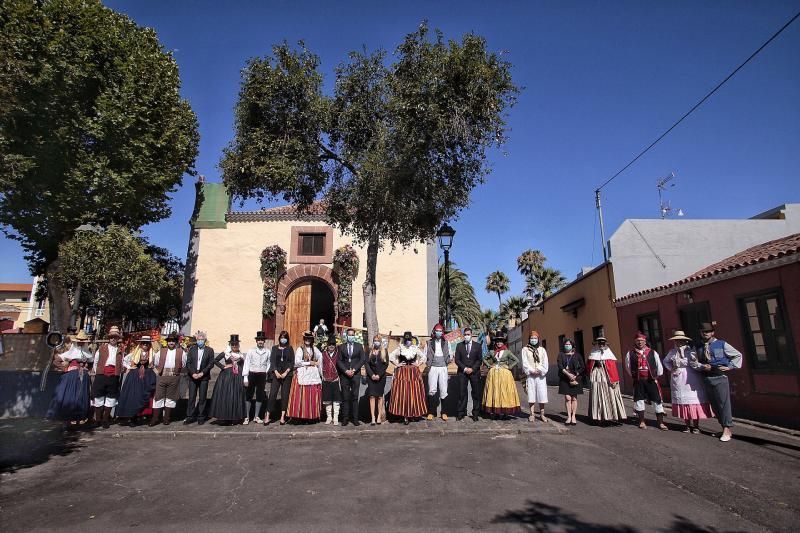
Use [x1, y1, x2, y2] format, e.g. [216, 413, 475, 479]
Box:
[260, 245, 286, 317]
[333, 245, 359, 315]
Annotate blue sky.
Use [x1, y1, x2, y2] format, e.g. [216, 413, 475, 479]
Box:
[1, 1, 798, 311]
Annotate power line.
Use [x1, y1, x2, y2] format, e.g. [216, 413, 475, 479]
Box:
[596, 10, 800, 192]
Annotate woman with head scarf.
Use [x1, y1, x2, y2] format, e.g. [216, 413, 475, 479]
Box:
[321, 335, 342, 425]
[286, 331, 323, 423]
[266, 330, 294, 425]
[557, 338, 585, 426]
[663, 330, 714, 434]
[521, 330, 549, 422]
[366, 334, 389, 425]
[587, 336, 626, 425]
[46, 330, 94, 428]
[481, 328, 521, 419]
[116, 336, 158, 426]
[208, 334, 247, 425]
[388, 331, 427, 425]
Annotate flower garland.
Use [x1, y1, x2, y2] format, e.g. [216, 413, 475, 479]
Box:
[260, 245, 287, 317]
[333, 245, 359, 315]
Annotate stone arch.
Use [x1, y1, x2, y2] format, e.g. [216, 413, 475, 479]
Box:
[273, 264, 338, 340]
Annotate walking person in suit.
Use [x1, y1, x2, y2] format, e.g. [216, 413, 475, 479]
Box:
[454, 327, 482, 421]
[337, 328, 365, 426]
[184, 331, 215, 425]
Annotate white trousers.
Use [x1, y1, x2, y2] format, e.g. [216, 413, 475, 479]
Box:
[153, 398, 177, 408]
[92, 396, 117, 408]
[525, 376, 548, 404]
[634, 400, 664, 413]
[428, 366, 449, 399]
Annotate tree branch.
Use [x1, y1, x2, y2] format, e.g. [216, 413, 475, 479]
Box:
[317, 140, 358, 177]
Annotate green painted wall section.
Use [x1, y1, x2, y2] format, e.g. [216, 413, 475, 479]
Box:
[194, 182, 230, 229]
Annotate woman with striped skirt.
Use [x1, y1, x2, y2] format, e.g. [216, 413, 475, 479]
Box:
[287, 331, 323, 422]
[388, 331, 427, 425]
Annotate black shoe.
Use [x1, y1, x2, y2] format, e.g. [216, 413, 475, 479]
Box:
[342, 420, 349, 427]
[184, 417, 196, 425]
[471, 414, 479, 422]
[403, 419, 410, 425]
[197, 418, 206, 426]
[457, 415, 464, 421]
[352, 420, 361, 427]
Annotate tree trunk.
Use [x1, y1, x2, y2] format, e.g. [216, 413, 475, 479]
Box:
[45, 260, 72, 332]
[362, 233, 380, 342]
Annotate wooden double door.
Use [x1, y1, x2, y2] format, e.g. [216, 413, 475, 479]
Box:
[283, 279, 335, 349]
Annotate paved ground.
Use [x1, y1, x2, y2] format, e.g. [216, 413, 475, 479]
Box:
[1, 389, 799, 532]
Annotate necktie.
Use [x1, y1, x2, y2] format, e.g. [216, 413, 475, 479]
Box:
[348, 345, 352, 358]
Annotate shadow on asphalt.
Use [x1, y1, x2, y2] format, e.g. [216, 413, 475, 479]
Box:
[0, 419, 85, 474]
[492, 500, 747, 532]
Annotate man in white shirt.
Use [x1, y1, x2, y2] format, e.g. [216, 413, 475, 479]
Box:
[150, 333, 186, 426]
[91, 326, 124, 429]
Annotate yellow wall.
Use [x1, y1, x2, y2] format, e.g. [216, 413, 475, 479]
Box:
[188, 218, 437, 348]
[522, 263, 620, 363]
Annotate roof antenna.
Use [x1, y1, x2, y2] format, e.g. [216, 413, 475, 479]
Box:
[657, 172, 684, 219]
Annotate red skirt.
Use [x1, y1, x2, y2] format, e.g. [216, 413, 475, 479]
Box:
[388, 365, 427, 418]
[287, 375, 322, 420]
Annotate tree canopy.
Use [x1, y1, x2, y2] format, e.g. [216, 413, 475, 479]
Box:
[438, 261, 482, 330]
[0, 0, 199, 329]
[221, 24, 518, 338]
[485, 270, 510, 306]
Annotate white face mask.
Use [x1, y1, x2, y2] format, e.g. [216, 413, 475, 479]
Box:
[464, 335, 472, 342]
[530, 337, 539, 345]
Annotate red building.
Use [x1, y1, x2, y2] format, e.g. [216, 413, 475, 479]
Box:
[615, 233, 800, 428]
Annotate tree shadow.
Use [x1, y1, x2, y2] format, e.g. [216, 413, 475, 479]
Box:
[492, 501, 746, 532]
[0, 419, 84, 474]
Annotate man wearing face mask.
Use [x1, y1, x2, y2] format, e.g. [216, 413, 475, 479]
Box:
[184, 331, 215, 425]
[337, 328, 365, 426]
[521, 330, 549, 423]
[425, 323, 453, 421]
[454, 327, 483, 421]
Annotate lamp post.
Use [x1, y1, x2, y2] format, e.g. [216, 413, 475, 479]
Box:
[436, 223, 456, 331]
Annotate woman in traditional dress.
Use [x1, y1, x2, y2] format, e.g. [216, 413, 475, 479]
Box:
[482, 329, 521, 419]
[521, 330, 549, 423]
[209, 334, 247, 425]
[321, 335, 342, 425]
[116, 336, 158, 426]
[663, 330, 714, 434]
[365, 334, 389, 425]
[46, 330, 94, 428]
[287, 331, 323, 423]
[266, 330, 295, 425]
[557, 338, 585, 426]
[586, 336, 626, 425]
[388, 331, 427, 425]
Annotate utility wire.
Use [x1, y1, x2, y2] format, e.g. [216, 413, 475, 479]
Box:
[596, 10, 800, 191]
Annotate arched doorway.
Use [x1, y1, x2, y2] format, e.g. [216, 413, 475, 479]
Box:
[283, 279, 335, 348]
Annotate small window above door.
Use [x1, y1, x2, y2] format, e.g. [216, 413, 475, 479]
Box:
[299, 234, 325, 256]
[289, 226, 334, 264]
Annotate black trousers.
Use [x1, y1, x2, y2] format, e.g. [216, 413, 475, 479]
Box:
[187, 378, 209, 420]
[457, 371, 482, 416]
[268, 374, 292, 413]
[339, 374, 360, 421]
[246, 372, 267, 402]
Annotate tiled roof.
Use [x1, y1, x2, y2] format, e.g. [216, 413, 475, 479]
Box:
[615, 233, 800, 305]
[226, 201, 327, 222]
[0, 283, 32, 293]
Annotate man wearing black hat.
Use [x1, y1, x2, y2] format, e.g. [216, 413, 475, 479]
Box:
[151, 333, 186, 426]
[695, 322, 742, 442]
[337, 327, 365, 426]
[243, 331, 271, 425]
[184, 330, 215, 425]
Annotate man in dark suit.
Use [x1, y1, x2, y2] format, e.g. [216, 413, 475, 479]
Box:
[183, 330, 215, 425]
[455, 327, 483, 421]
[337, 327, 365, 426]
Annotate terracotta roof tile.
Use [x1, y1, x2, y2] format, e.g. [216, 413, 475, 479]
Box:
[615, 233, 800, 304]
[226, 201, 327, 222]
[0, 283, 33, 292]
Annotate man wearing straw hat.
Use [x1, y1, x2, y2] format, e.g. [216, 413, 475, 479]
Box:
[90, 325, 124, 429]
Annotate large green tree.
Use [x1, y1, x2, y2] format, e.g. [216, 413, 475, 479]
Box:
[220, 25, 517, 339]
[0, 0, 199, 330]
[485, 270, 510, 306]
[438, 262, 482, 330]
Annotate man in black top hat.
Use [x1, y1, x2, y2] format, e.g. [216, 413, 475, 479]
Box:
[695, 322, 742, 442]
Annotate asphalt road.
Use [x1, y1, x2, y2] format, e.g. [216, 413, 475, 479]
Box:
[1, 397, 799, 532]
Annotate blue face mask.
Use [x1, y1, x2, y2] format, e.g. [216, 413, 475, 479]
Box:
[347, 335, 357, 344]
[279, 338, 288, 345]
[564, 344, 572, 352]
[434, 331, 443, 338]
[196, 340, 205, 348]
[530, 338, 538, 346]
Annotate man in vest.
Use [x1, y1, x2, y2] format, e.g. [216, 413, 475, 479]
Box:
[426, 323, 453, 421]
[150, 332, 186, 426]
[91, 325, 124, 429]
[624, 331, 667, 430]
[695, 322, 743, 442]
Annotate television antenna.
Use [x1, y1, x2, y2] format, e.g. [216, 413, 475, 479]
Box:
[657, 173, 684, 219]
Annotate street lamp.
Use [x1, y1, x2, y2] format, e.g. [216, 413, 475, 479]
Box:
[436, 223, 456, 331]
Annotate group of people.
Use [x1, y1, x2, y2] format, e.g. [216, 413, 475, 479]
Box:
[557, 322, 742, 442]
[45, 321, 742, 441]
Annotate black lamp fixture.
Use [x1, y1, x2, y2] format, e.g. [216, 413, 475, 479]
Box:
[436, 223, 456, 251]
[436, 223, 456, 331]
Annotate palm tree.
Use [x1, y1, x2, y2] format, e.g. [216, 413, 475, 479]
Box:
[438, 262, 483, 330]
[500, 295, 529, 327]
[485, 270, 510, 306]
[481, 308, 499, 333]
[516, 249, 546, 279]
[539, 267, 567, 299]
